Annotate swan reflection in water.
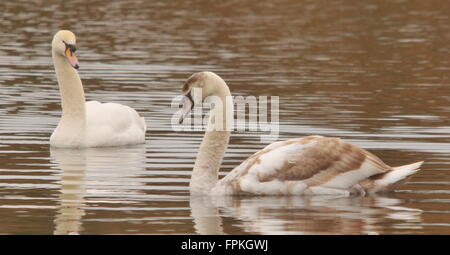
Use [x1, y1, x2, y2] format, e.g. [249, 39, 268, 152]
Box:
[190, 194, 424, 235]
[50, 145, 146, 235]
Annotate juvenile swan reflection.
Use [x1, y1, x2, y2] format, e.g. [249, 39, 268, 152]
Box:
[189, 195, 423, 234]
[50, 145, 146, 235]
[190, 196, 224, 235]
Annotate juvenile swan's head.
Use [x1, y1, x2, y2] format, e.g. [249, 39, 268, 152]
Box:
[179, 71, 230, 124]
[52, 30, 79, 69]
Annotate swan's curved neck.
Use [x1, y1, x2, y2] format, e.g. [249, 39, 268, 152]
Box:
[52, 51, 86, 118]
[190, 130, 230, 195]
[190, 82, 233, 196]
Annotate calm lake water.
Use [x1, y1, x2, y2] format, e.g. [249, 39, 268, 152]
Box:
[0, 0, 449, 235]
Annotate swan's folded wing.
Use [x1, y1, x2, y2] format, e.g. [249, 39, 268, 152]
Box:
[86, 101, 145, 132]
[221, 136, 391, 193]
[84, 101, 146, 146]
[267, 137, 391, 189]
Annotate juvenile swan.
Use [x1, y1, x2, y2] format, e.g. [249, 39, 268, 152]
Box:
[179, 71, 423, 196]
[50, 30, 146, 148]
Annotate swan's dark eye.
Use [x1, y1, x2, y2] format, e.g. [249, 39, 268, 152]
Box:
[62, 40, 77, 52]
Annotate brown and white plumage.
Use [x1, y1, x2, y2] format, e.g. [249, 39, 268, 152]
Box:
[214, 135, 422, 196]
[179, 71, 423, 196]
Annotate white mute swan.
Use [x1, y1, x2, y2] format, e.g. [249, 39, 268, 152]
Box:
[50, 30, 146, 148]
[178, 71, 423, 196]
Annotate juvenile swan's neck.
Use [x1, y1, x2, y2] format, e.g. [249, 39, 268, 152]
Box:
[190, 80, 233, 196]
[52, 51, 86, 118]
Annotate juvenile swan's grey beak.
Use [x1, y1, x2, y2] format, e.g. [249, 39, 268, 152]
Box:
[179, 95, 193, 124]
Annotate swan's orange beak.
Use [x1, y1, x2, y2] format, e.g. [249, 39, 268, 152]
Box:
[65, 47, 79, 69]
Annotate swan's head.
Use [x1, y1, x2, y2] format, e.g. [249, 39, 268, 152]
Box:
[179, 71, 230, 124]
[52, 30, 79, 69]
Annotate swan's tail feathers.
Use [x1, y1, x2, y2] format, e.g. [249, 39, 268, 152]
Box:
[361, 161, 424, 194]
[141, 117, 147, 132]
[385, 161, 424, 185]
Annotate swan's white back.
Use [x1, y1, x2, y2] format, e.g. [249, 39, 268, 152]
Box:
[50, 100, 147, 148]
[84, 101, 146, 147]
